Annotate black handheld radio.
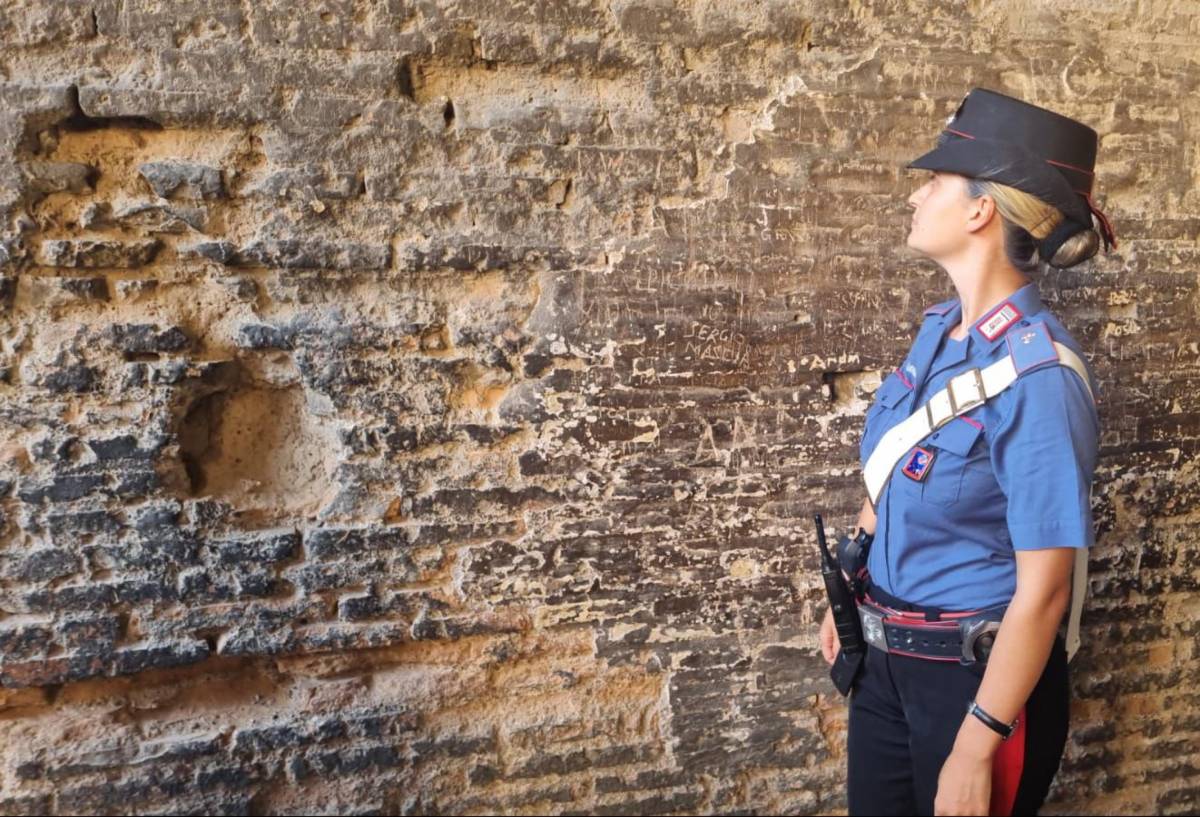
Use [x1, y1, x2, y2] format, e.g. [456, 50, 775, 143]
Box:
[815, 513, 866, 696]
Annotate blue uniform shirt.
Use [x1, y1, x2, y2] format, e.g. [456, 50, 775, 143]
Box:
[859, 281, 1101, 610]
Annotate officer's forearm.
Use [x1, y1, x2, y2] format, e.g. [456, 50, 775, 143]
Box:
[950, 588, 1071, 759]
[856, 497, 877, 536]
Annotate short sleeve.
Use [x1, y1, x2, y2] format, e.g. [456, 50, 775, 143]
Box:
[989, 364, 1099, 550]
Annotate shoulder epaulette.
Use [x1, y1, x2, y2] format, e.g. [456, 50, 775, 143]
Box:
[1004, 319, 1060, 375]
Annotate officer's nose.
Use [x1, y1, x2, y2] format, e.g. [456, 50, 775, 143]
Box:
[907, 182, 928, 209]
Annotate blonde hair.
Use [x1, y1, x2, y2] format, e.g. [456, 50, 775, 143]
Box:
[965, 178, 1100, 271]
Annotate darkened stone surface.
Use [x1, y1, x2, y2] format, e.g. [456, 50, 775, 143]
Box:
[39, 239, 162, 268]
[40, 364, 98, 393]
[109, 323, 191, 356]
[57, 276, 109, 301]
[0, 275, 16, 308]
[185, 239, 236, 264]
[248, 166, 363, 199]
[232, 240, 391, 270]
[138, 161, 225, 199]
[236, 323, 295, 350]
[112, 201, 208, 233]
[18, 161, 97, 195]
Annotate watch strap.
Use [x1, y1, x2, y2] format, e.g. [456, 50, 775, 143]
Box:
[967, 699, 1017, 740]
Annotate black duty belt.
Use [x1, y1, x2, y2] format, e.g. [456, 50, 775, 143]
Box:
[856, 594, 1008, 665]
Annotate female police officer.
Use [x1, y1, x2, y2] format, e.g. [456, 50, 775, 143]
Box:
[818, 88, 1118, 816]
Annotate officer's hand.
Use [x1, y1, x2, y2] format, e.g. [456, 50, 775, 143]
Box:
[935, 748, 992, 815]
[820, 605, 840, 665]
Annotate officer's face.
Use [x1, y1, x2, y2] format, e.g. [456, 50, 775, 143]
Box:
[905, 171, 973, 258]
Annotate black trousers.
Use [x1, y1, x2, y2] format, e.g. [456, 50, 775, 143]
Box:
[847, 581, 1070, 816]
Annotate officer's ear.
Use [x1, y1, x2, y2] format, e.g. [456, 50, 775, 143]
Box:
[963, 188, 999, 235]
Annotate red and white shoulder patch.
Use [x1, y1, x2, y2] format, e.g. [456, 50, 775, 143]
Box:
[976, 301, 1023, 341]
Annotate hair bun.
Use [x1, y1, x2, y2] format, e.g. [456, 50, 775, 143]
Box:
[1045, 221, 1101, 269]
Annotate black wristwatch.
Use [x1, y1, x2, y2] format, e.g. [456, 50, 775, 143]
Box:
[967, 699, 1018, 740]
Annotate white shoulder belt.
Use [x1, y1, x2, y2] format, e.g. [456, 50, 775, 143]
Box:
[862, 341, 1095, 663]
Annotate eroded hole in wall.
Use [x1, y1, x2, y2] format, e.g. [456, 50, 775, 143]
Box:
[179, 389, 222, 493]
[822, 369, 881, 409]
[59, 84, 163, 134]
[176, 367, 341, 519]
[396, 57, 419, 101]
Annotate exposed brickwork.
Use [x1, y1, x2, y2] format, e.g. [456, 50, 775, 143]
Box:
[0, 1, 1198, 814]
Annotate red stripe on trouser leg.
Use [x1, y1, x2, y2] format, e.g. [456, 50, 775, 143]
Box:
[989, 705, 1027, 816]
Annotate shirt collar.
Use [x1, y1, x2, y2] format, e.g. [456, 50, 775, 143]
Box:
[938, 281, 1046, 352]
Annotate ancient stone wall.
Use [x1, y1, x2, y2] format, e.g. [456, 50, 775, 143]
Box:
[1, 1, 1197, 814]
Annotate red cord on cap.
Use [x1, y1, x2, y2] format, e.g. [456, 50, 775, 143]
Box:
[1084, 191, 1118, 251]
[1046, 157, 1095, 177]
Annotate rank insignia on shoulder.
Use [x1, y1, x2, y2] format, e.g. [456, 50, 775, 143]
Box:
[902, 446, 935, 482]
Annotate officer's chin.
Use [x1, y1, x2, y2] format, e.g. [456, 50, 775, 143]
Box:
[905, 228, 940, 260]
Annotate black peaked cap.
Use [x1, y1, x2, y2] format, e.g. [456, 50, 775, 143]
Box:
[907, 88, 1117, 253]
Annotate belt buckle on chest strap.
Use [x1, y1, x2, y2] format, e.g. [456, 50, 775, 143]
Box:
[926, 367, 985, 430]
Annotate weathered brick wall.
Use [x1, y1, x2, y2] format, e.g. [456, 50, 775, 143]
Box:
[1, 1, 1197, 814]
